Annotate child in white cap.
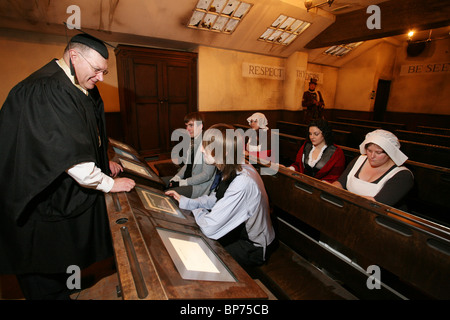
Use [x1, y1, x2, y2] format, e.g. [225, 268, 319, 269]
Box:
[245, 113, 272, 160]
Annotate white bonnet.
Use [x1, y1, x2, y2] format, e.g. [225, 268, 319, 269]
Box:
[247, 112, 268, 130]
[359, 129, 408, 166]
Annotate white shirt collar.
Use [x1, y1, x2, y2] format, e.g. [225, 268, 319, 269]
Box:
[56, 58, 88, 95]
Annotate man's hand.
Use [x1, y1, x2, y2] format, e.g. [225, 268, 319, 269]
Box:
[110, 177, 135, 193]
[165, 190, 181, 202]
[109, 161, 123, 178]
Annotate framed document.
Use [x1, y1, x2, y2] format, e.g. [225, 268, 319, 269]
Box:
[157, 228, 236, 282]
[113, 146, 139, 161]
[119, 158, 154, 179]
[136, 186, 186, 219]
[109, 138, 138, 155]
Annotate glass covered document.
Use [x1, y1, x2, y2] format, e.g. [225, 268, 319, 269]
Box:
[169, 238, 220, 274]
[136, 187, 185, 219]
[119, 158, 154, 179]
[157, 228, 236, 282]
[109, 138, 136, 154]
[113, 146, 139, 161]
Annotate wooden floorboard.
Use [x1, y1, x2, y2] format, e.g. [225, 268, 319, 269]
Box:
[252, 243, 358, 300]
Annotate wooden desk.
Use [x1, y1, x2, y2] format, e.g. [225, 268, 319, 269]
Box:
[105, 189, 268, 300]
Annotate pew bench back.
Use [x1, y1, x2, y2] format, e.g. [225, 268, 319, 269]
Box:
[257, 162, 450, 299]
[395, 129, 450, 148]
[417, 125, 450, 136]
[276, 132, 450, 226]
[337, 117, 406, 132]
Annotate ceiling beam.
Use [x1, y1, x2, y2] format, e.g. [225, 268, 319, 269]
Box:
[305, 0, 450, 49]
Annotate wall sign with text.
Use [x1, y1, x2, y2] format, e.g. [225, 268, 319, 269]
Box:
[242, 62, 285, 80]
[297, 68, 324, 84]
[400, 62, 450, 76]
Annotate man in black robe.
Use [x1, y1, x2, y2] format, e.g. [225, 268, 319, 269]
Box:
[0, 34, 135, 299]
[302, 78, 325, 123]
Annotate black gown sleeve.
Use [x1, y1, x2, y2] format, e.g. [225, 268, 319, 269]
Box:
[374, 170, 414, 206]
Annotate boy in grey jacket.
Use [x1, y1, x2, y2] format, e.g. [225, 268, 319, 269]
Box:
[164, 112, 217, 198]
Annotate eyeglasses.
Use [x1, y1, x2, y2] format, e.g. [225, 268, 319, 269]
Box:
[76, 51, 109, 75]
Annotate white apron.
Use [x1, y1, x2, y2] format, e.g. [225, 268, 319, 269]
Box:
[346, 155, 409, 198]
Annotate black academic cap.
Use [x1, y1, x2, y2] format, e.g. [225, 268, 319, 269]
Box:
[70, 33, 109, 59]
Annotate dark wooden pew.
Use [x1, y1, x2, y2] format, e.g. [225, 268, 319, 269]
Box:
[277, 120, 377, 149]
[248, 240, 357, 300]
[276, 132, 450, 227]
[398, 139, 450, 168]
[233, 123, 305, 165]
[327, 120, 381, 148]
[327, 122, 450, 167]
[337, 117, 406, 132]
[108, 135, 450, 300]
[394, 129, 450, 148]
[276, 120, 351, 147]
[275, 121, 450, 168]
[254, 161, 450, 299]
[276, 132, 306, 165]
[417, 125, 450, 137]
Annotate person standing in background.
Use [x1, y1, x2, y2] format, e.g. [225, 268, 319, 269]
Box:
[302, 78, 325, 123]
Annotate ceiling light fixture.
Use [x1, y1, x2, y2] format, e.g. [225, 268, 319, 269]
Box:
[187, 0, 252, 34]
[304, 0, 335, 12]
[323, 41, 363, 57]
[258, 14, 311, 46]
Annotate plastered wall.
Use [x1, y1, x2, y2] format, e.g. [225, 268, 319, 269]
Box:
[388, 38, 450, 115]
[197, 46, 336, 112]
[335, 38, 449, 115]
[2, 30, 446, 117]
[334, 42, 394, 111]
[0, 30, 120, 112]
[199, 46, 285, 111]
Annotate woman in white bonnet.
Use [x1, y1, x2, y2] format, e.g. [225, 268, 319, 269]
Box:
[332, 129, 414, 209]
[245, 112, 271, 159]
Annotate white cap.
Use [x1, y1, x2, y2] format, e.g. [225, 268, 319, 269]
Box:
[359, 129, 408, 166]
[247, 112, 268, 130]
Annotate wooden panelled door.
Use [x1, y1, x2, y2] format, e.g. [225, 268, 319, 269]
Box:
[115, 45, 198, 158]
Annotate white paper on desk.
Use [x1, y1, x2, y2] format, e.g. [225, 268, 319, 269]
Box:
[169, 237, 220, 273]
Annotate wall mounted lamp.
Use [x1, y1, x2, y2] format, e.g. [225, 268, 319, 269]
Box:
[304, 0, 335, 11]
